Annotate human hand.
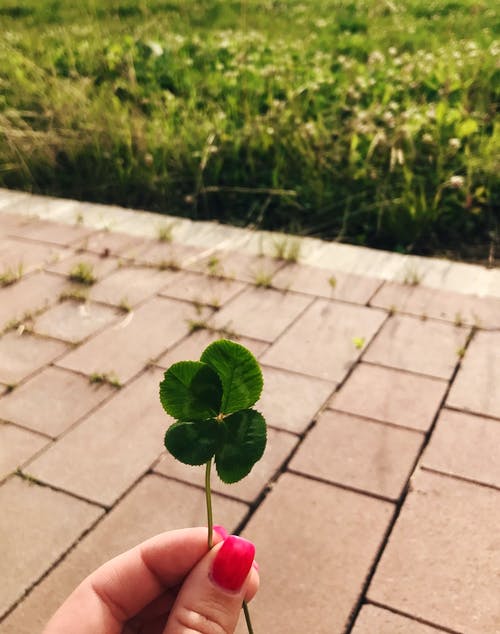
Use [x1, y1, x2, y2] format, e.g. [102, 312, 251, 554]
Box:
[42, 526, 259, 634]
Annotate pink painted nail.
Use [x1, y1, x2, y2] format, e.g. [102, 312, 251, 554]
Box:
[211, 535, 255, 592]
[213, 525, 229, 540]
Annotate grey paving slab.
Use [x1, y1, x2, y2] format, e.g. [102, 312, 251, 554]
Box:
[56, 296, 204, 383]
[368, 470, 500, 634]
[291, 410, 423, 501]
[447, 330, 500, 420]
[0, 476, 102, 619]
[330, 363, 447, 432]
[0, 474, 247, 634]
[0, 424, 48, 481]
[352, 605, 448, 633]
[0, 366, 114, 437]
[33, 300, 119, 343]
[25, 368, 169, 506]
[239, 473, 393, 634]
[364, 314, 469, 379]
[261, 299, 387, 382]
[154, 426, 298, 502]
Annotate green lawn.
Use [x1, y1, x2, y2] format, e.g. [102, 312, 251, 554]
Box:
[0, 0, 498, 261]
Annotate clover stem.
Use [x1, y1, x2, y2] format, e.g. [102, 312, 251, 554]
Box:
[243, 601, 254, 634]
[205, 459, 214, 549]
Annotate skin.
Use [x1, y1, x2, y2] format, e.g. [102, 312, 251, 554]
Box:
[43, 527, 259, 634]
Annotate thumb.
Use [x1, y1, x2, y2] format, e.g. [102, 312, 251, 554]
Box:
[163, 535, 259, 634]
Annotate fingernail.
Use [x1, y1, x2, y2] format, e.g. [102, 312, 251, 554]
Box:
[213, 525, 229, 540]
[211, 535, 255, 592]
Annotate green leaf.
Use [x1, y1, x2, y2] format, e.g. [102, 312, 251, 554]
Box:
[457, 118, 478, 138]
[215, 409, 267, 483]
[200, 339, 263, 414]
[159, 361, 222, 421]
[164, 419, 222, 465]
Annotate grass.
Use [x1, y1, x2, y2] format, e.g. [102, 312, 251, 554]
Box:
[89, 372, 122, 388]
[0, 264, 24, 287]
[0, 0, 498, 262]
[68, 261, 97, 285]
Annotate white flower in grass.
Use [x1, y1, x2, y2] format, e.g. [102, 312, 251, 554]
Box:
[448, 175, 465, 189]
[449, 138, 461, 150]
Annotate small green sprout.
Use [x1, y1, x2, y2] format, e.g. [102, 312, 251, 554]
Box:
[159, 340, 266, 634]
[187, 318, 209, 333]
[402, 265, 422, 286]
[328, 275, 337, 289]
[157, 224, 173, 243]
[207, 255, 222, 277]
[89, 372, 121, 388]
[352, 336, 366, 350]
[60, 287, 89, 303]
[273, 237, 301, 262]
[0, 263, 24, 287]
[254, 270, 273, 288]
[68, 262, 96, 285]
[454, 312, 463, 327]
[118, 298, 132, 313]
[457, 347, 466, 359]
[157, 258, 180, 271]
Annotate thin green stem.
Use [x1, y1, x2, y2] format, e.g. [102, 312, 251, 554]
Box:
[243, 601, 254, 634]
[205, 459, 213, 548]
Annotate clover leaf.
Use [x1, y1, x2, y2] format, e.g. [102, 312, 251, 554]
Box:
[159, 339, 267, 484]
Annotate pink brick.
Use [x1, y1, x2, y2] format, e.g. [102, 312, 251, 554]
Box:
[56, 297, 202, 383]
[1, 475, 247, 634]
[6, 218, 95, 246]
[74, 230, 143, 256]
[353, 605, 448, 633]
[209, 286, 312, 342]
[34, 300, 119, 343]
[0, 366, 114, 437]
[26, 369, 171, 505]
[447, 331, 500, 420]
[0, 271, 67, 332]
[0, 237, 67, 275]
[160, 270, 246, 307]
[371, 281, 500, 329]
[422, 408, 500, 489]
[186, 249, 284, 283]
[0, 332, 67, 385]
[364, 315, 469, 379]
[369, 470, 500, 633]
[261, 299, 387, 381]
[271, 263, 382, 304]
[0, 425, 48, 480]
[330, 363, 447, 432]
[0, 477, 102, 618]
[291, 410, 423, 500]
[133, 240, 201, 269]
[89, 266, 178, 307]
[240, 473, 393, 634]
[46, 251, 119, 279]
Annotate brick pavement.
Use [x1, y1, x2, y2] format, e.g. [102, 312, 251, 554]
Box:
[0, 190, 499, 634]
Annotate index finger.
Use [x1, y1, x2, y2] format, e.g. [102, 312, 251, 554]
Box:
[43, 527, 222, 633]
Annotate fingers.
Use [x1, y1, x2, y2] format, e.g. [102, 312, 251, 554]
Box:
[43, 527, 223, 634]
[163, 535, 259, 634]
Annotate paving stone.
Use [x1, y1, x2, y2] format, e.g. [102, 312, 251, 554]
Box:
[0, 366, 114, 437]
[447, 331, 500, 420]
[0, 384, 6, 396]
[45, 251, 119, 280]
[26, 368, 170, 505]
[364, 315, 469, 379]
[132, 240, 202, 269]
[89, 266, 178, 307]
[256, 365, 334, 433]
[0, 474, 247, 634]
[154, 427, 298, 502]
[156, 329, 269, 367]
[0, 476, 102, 619]
[74, 229, 143, 256]
[238, 473, 393, 634]
[209, 286, 312, 342]
[5, 218, 94, 246]
[160, 270, 246, 307]
[330, 363, 447, 432]
[0, 271, 67, 333]
[370, 281, 500, 329]
[0, 424, 48, 481]
[261, 299, 387, 381]
[0, 237, 67, 276]
[352, 605, 447, 633]
[0, 332, 67, 385]
[33, 300, 119, 343]
[271, 263, 381, 304]
[56, 297, 201, 383]
[422, 408, 500, 489]
[186, 249, 284, 283]
[0, 212, 26, 235]
[368, 470, 500, 634]
[291, 410, 423, 500]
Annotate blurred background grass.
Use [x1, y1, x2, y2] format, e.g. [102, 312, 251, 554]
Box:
[0, 0, 498, 262]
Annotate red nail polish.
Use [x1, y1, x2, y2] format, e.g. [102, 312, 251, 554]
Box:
[213, 525, 229, 540]
[211, 535, 255, 592]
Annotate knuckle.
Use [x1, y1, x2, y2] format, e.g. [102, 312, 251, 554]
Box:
[174, 605, 229, 634]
